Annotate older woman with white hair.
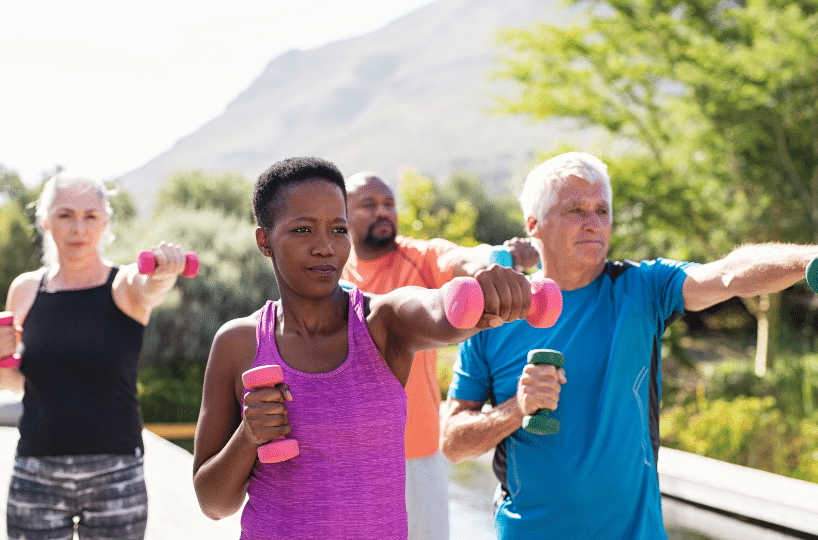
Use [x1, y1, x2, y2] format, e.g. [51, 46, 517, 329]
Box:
[0, 172, 189, 540]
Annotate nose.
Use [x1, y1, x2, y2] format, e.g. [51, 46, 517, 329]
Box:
[375, 203, 393, 218]
[583, 211, 603, 230]
[311, 231, 334, 257]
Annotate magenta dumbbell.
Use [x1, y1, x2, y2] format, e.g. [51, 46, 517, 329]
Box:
[0, 311, 21, 369]
[242, 365, 300, 463]
[443, 276, 562, 329]
[137, 250, 199, 278]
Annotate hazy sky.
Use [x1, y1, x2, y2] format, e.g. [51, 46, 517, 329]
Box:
[1, 0, 436, 185]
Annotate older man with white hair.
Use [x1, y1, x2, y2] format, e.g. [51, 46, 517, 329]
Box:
[440, 151, 818, 539]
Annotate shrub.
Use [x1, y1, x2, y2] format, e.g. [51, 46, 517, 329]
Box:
[660, 396, 818, 483]
[437, 345, 458, 400]
[704, 355, 818, 418]
[109, 207, 278, 369]
[138, 363, 204, 423]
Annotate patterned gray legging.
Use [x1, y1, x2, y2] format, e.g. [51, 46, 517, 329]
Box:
[6, 454, 147, 540]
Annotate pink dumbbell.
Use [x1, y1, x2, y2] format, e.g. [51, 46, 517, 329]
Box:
[0, 311, 21, 369]
[242, 365, 300, 463]
[443, 276, 562, 329]
[137, 250, 199, 278]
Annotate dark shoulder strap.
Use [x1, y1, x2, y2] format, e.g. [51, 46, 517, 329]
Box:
[604, 260, 636, 284]
[106, 265, 120, 286]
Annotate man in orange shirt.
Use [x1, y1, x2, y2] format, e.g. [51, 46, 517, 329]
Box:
[342, 171, 537, 540]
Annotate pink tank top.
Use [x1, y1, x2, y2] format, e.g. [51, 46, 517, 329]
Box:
[240, 287, 408, 540]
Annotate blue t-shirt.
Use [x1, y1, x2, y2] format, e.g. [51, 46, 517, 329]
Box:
[448, 259, 695, 539]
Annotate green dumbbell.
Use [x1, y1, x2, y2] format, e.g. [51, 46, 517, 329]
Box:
[806, 258, 818, 294]
[522, 349, 564, 435]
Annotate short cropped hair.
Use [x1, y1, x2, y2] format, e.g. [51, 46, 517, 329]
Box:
[35, 172, 115, 266]
[253, 157, 347, 229]
[518, 152, 612, 222]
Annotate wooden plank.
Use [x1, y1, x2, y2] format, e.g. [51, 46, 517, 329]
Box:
[144, 423, 197, 439]
[658, 446, 818, 535]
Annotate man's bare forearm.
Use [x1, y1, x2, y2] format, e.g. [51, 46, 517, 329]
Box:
[440, 396, 524, 463]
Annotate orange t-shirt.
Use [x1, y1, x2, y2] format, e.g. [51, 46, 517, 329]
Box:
[342, 235, 460, 459]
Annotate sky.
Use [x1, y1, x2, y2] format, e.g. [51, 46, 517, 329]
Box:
[0, 0, 437, 186]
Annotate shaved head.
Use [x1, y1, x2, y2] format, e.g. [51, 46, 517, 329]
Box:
[346, 171, 394, 199]
[346, 171, 399, 256]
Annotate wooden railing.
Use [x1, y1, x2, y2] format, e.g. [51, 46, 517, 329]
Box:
[144, 423, 197, 440]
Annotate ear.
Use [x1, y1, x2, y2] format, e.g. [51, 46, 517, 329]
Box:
[255, 227, 272, 257]
[525, 215, 539, 238]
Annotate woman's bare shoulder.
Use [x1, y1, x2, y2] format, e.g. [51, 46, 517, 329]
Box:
[6, 268, 47, 315]
[210, 309, 263, 361]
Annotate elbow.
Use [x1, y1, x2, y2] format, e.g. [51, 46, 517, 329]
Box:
[440, 443, 463, 464]
[197, 498, 243, 521]
[193, 478, 245, 521]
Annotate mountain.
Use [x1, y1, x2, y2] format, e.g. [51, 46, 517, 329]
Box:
[118, 0, 586, 216]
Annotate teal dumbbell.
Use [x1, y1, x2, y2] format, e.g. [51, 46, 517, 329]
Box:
[806, 258, 818, 293]
[489, 246, 513, 268]
[522, 349, 564, 435]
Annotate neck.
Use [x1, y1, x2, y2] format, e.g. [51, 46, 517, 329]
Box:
[49, 256, 109, 289]
[276, 286, 347, 337]
[544, 257, 606, 291]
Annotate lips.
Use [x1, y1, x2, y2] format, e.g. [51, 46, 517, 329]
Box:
[310, 264, 337, 276]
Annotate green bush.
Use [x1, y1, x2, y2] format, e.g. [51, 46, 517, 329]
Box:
[661, 396, 818, 483]
[437, 345, 458, 400]
[704, 355, 818, 418]
[138, 363, 204, 423]
[109, 207, 278, 369]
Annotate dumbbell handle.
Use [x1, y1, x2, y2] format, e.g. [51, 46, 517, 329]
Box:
[0, 312, 21, 368]
[522, 349, 564, 435]
[137, 251, 199, 278]
[242, 365, 300, 463]
[442, 276, 562, 329]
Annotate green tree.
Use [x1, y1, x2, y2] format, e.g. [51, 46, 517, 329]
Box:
[108, 185, 137, 223]
[397, 168, 480, 246]
[0, 166, 39, 303]
[109, 207, 277, 370]
[442, 173, 526, 246]
[0, 165, 27, 203]
[154, 170, 254, 222]
[397, 168, 524, 247]
[110, 171, 275, 370]
[495, 0, 818, 372]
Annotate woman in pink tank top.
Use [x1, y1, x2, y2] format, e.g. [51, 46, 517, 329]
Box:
[192, 157, 538, 540]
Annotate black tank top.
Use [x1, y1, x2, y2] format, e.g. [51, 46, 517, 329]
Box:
[17, 266, 146, 456]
